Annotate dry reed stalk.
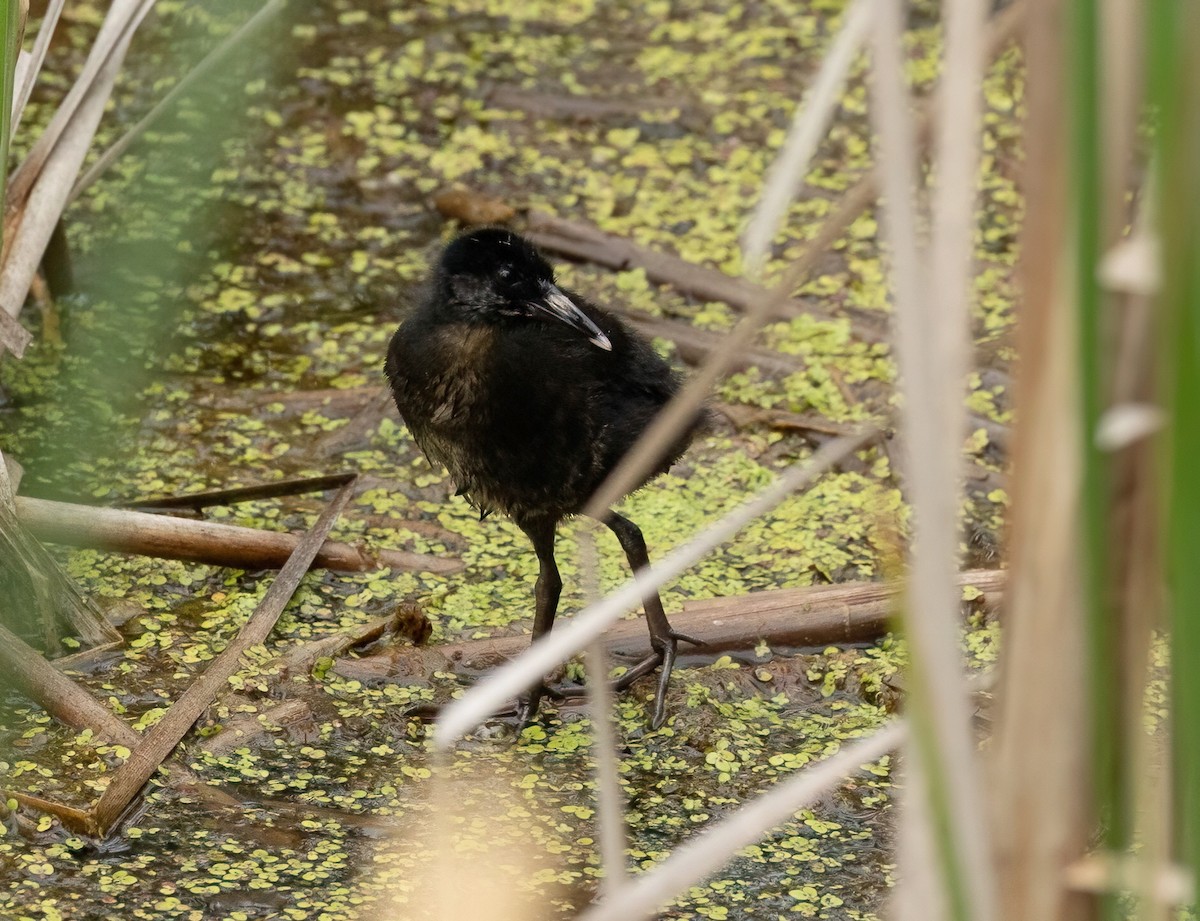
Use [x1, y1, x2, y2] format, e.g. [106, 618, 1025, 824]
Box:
[0, 0, 155, 357]
[561, 5, 891, 895]
[4, 0, 153, 209]
[9, 0, 64, 134]
[16, 495, 462, 575]
[585, 638, 630, 899]
[988, 0, 1093, 917]
[867, 0, 997, 912]
[1103, 181, 1166, 921]
[740, 0, 877, 274]
[69, 0, 286, 202]
[88, 479, 354, 836]
[0, 622, 245, 830]
[577, 0, 1027, 534]
[334, 569, 1005, 685]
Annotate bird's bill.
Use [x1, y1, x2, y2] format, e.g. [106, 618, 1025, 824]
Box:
[530, 285, 613, 351]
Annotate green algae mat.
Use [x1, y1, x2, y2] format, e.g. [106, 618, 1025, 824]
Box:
[0, 0, 1015, 917]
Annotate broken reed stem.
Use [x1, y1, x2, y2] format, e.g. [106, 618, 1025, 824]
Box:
[989, 0, 1094, 917]
[333, 569, 1005, 684]
[9, 0, 64, 136]
[0, 622, 245, 834]
[586, 637, 631, 899]
[580, 721, 906, 921]
[1, 0, 154, 358]
[741, 0, 878, 274]
[16, 495, 462, 575]
[89, 478, 355, 836]
[4, 0, 153, 210]
[0, 623, 139, 748]
[867, 0, 999, 913]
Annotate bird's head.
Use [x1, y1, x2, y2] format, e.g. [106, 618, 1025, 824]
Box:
[432, 228, 613, 351]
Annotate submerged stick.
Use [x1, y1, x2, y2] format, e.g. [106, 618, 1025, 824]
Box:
[16, 495, 463, 575]
[275, 603, 430, 677]
[0, 623, 243, 836]
[196, 699, 314, 759]
[0, 624, 138, 748]
[525, 217, 887, 345]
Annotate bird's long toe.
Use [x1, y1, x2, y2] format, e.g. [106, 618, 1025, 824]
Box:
[613, 628, 702, 728]
[609, 653, 663, 691]
[513, 691, 542, 730]
[648, 637, 681, 730]
[657, 627, 705, 650]
[512, 681, 568, 729]
[646, 626, 705, 728]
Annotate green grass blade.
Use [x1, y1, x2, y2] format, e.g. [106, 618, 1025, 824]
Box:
[0, 0, 22, 210]
[1150, 0, 1200, 901]
[1070, 0, 1125, 894]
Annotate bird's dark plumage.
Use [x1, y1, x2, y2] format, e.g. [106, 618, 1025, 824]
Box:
[386, 228, 702, 728]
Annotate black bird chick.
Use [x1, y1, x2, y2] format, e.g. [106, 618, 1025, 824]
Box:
[386, 228, 702, 729]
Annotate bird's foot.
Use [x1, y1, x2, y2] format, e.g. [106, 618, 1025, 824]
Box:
[613, 629, 705, 730]
[539, 632, 706, 729]
[658, 628, 705, 651]
[401, 681, 563, 730]
[512, 681, 565, 730]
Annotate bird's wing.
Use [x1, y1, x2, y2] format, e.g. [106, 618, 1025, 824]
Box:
[430, 394, 457, 424]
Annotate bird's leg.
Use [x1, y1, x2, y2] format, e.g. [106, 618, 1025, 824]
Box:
[514, 516, 562, 727]
[599, 511, 704, 729]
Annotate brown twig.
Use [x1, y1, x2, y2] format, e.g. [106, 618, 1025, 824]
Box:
[16, 495, 464, 575]
[198, 605, 431, 755]
[0, 622, 243, 834]
[3, 791, 94, 836]
[274, 602, 430, 678]
[88, 478, 356, 836]
[125, 472, 356, 512]
[525, 214, 887, 344]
